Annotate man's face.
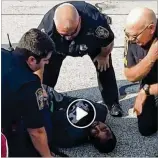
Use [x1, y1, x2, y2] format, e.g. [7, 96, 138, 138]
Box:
[37, 53, 52, 70]
[125, 23, 155, 46]
[90, 121, 113, 142]
[30, 52, 52, 72]
[56, 17, 81, 40]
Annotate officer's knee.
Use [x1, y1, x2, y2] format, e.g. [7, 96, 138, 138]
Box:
[138, 126, 157, 136]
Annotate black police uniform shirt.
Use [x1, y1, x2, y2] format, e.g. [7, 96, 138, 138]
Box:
[1, 49, 45, 131]
[38, 1, 114, 57]
[124, 21, 158, 86]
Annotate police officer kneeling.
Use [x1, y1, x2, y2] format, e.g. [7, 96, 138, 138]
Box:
[37, 1, 123, 117]
[124, 7, 158, 136]
[2, 29, 55, 157]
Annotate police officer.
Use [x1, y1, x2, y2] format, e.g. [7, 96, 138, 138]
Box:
[1, 29, 55, 156]
[124, 7, 158, 136]
[37, 1, 123, 117]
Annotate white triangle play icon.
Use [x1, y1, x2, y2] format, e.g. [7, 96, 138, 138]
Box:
[76, 107, 88, 121]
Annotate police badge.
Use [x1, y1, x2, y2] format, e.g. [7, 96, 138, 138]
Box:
[95, 26, 109, 39]
[41, 28, 46, 33]
[35, 88, 44, 110]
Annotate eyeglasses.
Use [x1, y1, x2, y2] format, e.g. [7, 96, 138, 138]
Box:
[124, 23, 152, 43]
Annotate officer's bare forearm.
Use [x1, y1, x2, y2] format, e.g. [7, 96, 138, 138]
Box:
[28, 127, 52, 157]
[124, 55, 155, 82]
[100, 40, 114, 57]
[149, 84, 158, 95]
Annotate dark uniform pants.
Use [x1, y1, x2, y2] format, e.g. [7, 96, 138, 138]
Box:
[6, 106, 53, 157]
[43, 54, 119, 109]
[138, 95, 158, 136]
[7, 134, 40, 157]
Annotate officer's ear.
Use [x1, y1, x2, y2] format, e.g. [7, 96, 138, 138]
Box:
[148, 23, 156, 35]
[27, 56, 37, 66]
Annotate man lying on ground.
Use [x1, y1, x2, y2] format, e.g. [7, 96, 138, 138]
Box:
[45, 87, 117, 154]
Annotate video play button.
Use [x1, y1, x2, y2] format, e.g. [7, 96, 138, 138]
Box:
[76, 107, 88, 121]
[66, 99, 96, 129]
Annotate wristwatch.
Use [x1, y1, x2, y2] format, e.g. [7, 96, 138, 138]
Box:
[143, 84, 150, 95]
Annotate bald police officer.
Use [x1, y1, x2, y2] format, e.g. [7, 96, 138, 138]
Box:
[37, 1, 123, 117]
[124, 7, 158, 136]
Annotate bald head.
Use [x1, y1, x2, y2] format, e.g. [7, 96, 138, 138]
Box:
[125, 7, 157, 45]
[54, 3, 80, 32]
[126, 7, 157, 32]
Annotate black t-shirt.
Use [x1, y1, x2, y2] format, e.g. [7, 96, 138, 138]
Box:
[48, 89, 107, 147]
[124, 23, 158, 85]
[38, 1, 114, 57]
[1, 49, 44, 130]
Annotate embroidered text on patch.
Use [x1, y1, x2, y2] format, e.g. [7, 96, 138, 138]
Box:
[95, 26, 109, 39]
[35, 88, 44, 110]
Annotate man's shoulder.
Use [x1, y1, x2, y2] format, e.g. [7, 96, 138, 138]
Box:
[128, 43, 142, 54]
[79, 5, 110, 35]
[14, 67, 39, 84]
[126, 42, 148, 65]
[1, 48, 13, 61]
[128, 43, 138, 50]
[5, 62, 40, 92]
[81, 3, 104, 23]
[1, 48, 14, 78]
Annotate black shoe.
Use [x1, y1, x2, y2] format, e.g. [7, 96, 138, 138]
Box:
[109, 103, 123, 117]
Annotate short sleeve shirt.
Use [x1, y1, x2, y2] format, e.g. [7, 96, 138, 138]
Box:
[124, 23, 158, 85]
[38, 1, 114, 57]
[1, 50, 45, 130]
[18, 81, 45, 129]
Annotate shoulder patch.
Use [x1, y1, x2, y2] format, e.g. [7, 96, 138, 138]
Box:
[95, 26, 109, 39]
[124, 57, 128, 66]
[124, 37, 129, 66]
[35, 88, 44, 110]
[124, 36, 129, 56]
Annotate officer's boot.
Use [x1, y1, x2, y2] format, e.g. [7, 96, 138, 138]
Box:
[108, 102, 123, 117]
